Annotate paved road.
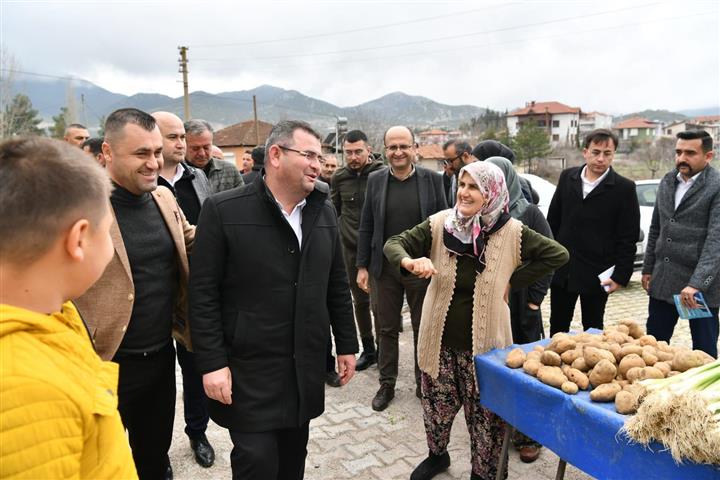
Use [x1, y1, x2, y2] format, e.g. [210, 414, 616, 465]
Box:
[169, 273, 704, 479]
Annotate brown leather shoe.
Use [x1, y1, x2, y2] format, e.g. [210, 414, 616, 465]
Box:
[518, 445, 540, 463]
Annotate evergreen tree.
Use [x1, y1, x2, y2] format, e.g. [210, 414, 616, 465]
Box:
[1, 93, 44, 138]
[512, 120, 551, 171]
[50, 106, 70, 139]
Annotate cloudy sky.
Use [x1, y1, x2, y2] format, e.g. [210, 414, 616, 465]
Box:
[2, 0, 719, 114]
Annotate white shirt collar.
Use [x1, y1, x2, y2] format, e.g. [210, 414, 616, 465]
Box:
[580, 166, 610, 198]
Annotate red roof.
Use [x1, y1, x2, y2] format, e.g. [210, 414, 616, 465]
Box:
[416, 144, 444, 159]
[508, 101, 581, 116]
[613, 117, 658, 130]
[214, 120, 274, 148]
[693, 115, 720, 123]
[419, 129, 448, 136]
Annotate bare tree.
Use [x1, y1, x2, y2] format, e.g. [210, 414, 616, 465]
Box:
[635, 137, 675, 179]
[0, 48, 20, 138]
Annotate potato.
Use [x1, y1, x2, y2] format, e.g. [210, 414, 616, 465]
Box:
[547, 337, 576, 355]
[523, 359, 542, 376]
[618, 354, 645, 378]
[620, 319, 645, 339]
[626, 367, 643, 383]
[505, 348, 526, 368]
[608, 343, 622, 363]
[561, 381, 579, 395]
[560, 364, 572, 377]
[654, 361, 671, 377]
[571, 357, 589, 372]
[566, 368, 590, 390]
[537, 366, 568, 389]
[583, 346, 606, 368]
[561, 348, 583, 365]
[638, 335, 658, 347]
[615, 324, 630, 335]
[526, 351, 542, 362]
[605, 331, 628, 344]
[655, 350, 675, 362]
[637, 366, 664, 381]
[672, 350, 706, 372]
[533, 345, 545, 353]
[619, 344, 643, 358]
[590, 382, 622, 402]
[615, 390, 639, 414]
[541, 350, 562, 367]
[641, 345, 657, 356]
[697, 350, 715, 365]
[617, 379, 629, 388]
[589, 359, 617, 386]
[641, 351, 658, 366]
[656, 340, 672, 353]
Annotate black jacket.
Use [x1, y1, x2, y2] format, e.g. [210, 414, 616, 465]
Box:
[547, 166, 640, 292]
[330, 160, 385, 252]
[357, 166, 447, 279]
[189, 173, 358, 431]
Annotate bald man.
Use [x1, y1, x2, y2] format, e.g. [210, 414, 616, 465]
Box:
[151, 111, 216, 469]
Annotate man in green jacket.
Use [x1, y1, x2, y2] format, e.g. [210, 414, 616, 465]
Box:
[331, 130, 385, 371]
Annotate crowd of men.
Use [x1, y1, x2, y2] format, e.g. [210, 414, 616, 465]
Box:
[0, 111, 717, 480]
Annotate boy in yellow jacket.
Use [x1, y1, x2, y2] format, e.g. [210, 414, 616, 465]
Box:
[0, 137, 138, 479]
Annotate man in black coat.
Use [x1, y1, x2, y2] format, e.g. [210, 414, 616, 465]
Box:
[189, 120, 358, 480]
[357, 125, 447, 411]
[547, 129, 640, 334]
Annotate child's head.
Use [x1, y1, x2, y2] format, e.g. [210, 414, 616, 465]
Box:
[0, 137, 114, 299]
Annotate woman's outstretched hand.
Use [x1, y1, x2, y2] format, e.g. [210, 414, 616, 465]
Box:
[401, 257, 437, 279]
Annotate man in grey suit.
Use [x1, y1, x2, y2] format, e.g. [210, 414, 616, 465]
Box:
[357, 125, 447, 411]
[642, 130, 719, 357]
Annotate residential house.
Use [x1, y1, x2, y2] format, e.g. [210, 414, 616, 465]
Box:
[579, 111, 613, 142]
[415, 144, 445, 172]
[213, 119, 274, 169]
[664, 116, 720, 147]
[613, 117, 661, 141]
[418, 129, 449, 145]
[506, 101, 581, 146]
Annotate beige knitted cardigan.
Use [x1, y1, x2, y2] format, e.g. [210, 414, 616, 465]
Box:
[417, 210, 523, 379]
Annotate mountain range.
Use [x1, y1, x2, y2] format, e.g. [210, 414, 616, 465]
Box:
[10, 77, 719, 134]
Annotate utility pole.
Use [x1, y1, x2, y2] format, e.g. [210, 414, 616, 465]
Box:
[178, 46, 190, 120]
[252, 95, 260, 145]
[80, 93, 86, 125]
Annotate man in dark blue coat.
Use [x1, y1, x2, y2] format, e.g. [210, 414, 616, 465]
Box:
[189, 120, 358, 480]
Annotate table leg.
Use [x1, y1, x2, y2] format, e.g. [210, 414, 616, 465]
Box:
[496, 424, 514, 480]
[555, 459, 567, 480]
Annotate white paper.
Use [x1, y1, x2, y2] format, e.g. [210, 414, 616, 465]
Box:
[598, 265, 615, 292]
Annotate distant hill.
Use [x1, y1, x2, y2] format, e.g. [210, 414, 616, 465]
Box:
[11, 78, 485, 131]
[677, 106, 720, 118]
[615, 109, 687, 124]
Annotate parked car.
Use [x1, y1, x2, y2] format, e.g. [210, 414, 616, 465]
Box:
[519, 173, 556, 217]
[635, 179, 661, 267]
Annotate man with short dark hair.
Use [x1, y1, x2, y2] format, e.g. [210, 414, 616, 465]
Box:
[331, 130, 385, 372]
[240, 150, 253, 174]
[152, 111, 215, 468]
[319, 154, 338, 184]
[443, 140, 474, 206]
[357, 125, 447, 411]
[82, 137, 105, 166]
[185, 119, 243, 193]
[642, 130, 719, 357]
[190, 120, 358, 480]
[64, 123, 90, 147]
[547, 128, 640, 334]
[74, 108, 195, 480]
[243, 146, 265, 184]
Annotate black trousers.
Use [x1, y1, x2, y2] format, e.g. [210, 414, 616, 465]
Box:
[549, 285, 608, 335]
[114, 342, 176, 480]
[647, 297, 719, 358]
[229, 424, 310, 480]
[326, 335, 335, 372]
[176, 342, 210, 439]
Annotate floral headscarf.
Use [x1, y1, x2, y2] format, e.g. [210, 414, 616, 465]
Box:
[443, 161, 510, 272]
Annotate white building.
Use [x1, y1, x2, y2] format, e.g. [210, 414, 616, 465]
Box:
[506, 101, 581, 146]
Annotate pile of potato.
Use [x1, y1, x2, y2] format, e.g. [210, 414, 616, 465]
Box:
[504, 319, 714, 414]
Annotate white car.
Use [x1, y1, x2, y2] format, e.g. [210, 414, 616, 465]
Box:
[635, 179, 661, 267]
[519, 173, 556, 217]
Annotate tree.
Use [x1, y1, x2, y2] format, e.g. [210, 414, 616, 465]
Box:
[1, 93, 44, 137]
[512, 120, 551, 172]
[50, 106, 71, 139]
[635, 137, 675, 179]
[97, 115, 106, 138]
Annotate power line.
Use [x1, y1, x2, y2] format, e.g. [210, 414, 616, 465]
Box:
[189, 4, 513, 48]
[193, 2, 662, 63]
[191, 11, 709, 74]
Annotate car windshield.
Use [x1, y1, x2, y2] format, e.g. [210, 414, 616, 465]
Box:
[636, 183, 659, 207]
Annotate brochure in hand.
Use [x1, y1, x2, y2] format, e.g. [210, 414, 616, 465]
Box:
[673, 292, 713, 320]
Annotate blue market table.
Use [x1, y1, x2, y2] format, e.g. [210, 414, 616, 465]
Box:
[474, 337, 720, 480]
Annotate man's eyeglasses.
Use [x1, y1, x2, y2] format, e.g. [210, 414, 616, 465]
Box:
[385, 144, 414, 153]
[444, 154, 463, 165]
[278, 146, 324, 163]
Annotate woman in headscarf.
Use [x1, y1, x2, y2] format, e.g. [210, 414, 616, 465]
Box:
[383, 162, 568, 480]
[486, 155, 554, 463]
